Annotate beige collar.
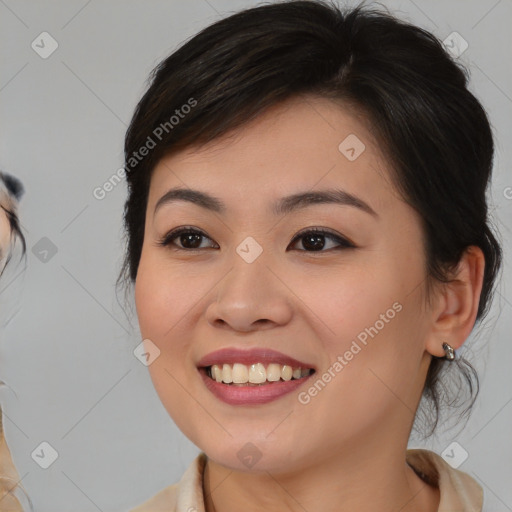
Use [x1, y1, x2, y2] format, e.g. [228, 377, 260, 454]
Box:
[406, 448, 483, 511]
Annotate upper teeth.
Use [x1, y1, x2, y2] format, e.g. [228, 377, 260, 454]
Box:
[208, 363, 312, 384]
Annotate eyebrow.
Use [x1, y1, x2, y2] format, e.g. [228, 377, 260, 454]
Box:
[154, 187, 378, 218]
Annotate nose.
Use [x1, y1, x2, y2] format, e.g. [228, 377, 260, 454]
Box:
[205, 249, 293, 333]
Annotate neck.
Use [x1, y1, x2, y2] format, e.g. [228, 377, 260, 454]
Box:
[203, 435, 439, 512]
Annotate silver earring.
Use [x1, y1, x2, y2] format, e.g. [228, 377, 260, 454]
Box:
[442, 342, 455, 361]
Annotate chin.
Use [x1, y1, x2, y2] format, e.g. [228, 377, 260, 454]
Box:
[197, 434, 307, 475]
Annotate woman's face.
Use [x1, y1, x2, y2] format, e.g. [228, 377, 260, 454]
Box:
[0, 203, 12, 269]
[135, 96, 440, 473]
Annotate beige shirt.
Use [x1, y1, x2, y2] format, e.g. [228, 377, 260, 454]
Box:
[130, 448, 483, 512]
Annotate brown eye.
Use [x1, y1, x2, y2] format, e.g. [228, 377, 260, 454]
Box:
[158, 227, 218, 250]
[288, 228, 355, 252]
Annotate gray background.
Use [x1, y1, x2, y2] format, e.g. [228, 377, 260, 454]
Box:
[0, 0, 510, 510]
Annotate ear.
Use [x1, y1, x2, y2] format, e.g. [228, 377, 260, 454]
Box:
[425, 246, 485, 358]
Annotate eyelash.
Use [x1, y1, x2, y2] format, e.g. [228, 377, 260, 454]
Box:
[156, 226, 356, 253]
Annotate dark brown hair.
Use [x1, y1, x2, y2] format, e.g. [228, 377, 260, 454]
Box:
[118, 0, 502, 437]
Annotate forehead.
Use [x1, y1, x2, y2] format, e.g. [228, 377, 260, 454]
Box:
[149, 96, 394, 213]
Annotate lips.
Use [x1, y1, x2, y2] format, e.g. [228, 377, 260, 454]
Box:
[196, 347, 316, 370]
[196, 347, 317, 405]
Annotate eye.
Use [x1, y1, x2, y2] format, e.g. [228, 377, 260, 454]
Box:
[157, 226, 218, 250]
[288, 227, 355, 252]
[157, 226, 355, 252]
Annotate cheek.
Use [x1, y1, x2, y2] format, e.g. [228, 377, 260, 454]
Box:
[299, 255, 424, 398]
[134, 252, 196, 339]
[0, 214, 11, 252]
[294, 260, 402, 348]
[134, 251, 213, 389]
[134, 254, 197, 420]
[134, 260, 158, 338]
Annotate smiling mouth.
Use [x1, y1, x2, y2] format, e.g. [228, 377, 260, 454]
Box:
[202, 362, 315, 386]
